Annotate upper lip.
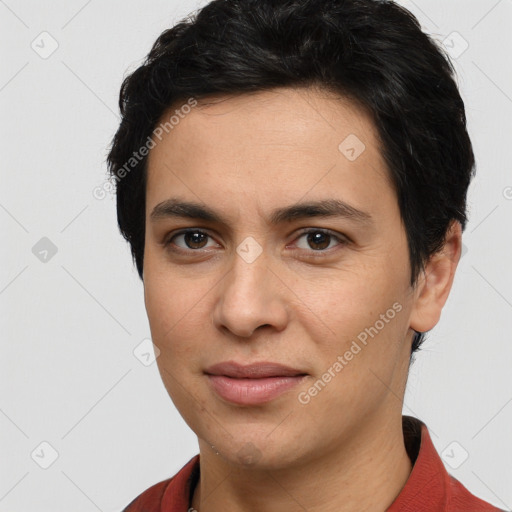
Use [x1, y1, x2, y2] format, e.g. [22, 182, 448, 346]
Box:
[205, 361, 307, 379]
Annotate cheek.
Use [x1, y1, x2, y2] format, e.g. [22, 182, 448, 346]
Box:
[291, 263, 401, 344]
[144, 273, 212, 414]
[145, 257, 204, 325]
[291, 268, 408, 401]
[144, 269, 213, 365]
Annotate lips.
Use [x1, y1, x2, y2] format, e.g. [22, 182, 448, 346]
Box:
[204, 361, 308, 405]
[204, 361, 307, 379]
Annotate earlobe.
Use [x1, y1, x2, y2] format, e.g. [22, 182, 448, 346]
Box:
[409, 220, 462, 334]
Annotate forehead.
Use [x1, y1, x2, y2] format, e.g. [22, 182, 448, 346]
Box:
[152, 86, 380, 153]
[145, 86, 394, 220]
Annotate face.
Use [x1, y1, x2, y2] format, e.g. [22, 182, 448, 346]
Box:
[143, 86, 422, 470]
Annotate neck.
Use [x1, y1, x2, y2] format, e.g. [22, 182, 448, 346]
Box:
[191, 413, 413, 512]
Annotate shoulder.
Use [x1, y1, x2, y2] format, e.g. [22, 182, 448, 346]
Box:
[122, 478, 173, 512]
[390, 417, 504, 511]
[448, 475, 505, 511]
[122, 455, 200, 512]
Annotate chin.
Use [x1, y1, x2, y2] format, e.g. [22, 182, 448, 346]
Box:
[200, 428, 310, 471]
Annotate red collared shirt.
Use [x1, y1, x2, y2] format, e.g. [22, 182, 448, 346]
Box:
[123, 416, 504, 511]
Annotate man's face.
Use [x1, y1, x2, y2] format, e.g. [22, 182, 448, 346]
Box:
[143, 87, 418, 469]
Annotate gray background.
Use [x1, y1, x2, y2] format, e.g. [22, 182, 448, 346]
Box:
[1, 0, 511, 510]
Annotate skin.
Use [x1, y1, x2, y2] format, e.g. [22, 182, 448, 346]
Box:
[143, 86, 462, 512]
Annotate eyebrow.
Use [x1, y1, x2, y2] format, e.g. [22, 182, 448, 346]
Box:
[150, 197, 373, 226]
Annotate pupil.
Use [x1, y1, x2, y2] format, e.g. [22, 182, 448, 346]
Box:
[185, 231, 207, 249]
[308, 232, 330, 250]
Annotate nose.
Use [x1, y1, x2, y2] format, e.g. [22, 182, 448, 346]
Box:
[212, 248, 289, 338]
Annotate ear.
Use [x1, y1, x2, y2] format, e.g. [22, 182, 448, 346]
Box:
[409, 220, 462, 333]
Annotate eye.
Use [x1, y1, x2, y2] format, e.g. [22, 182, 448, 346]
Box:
[163, 228, 348, 255]
[164, 229, 219, 252]
[293, 228, 347, 252]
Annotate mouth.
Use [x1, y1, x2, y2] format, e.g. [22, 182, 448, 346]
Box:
[204, 361, 308, 405]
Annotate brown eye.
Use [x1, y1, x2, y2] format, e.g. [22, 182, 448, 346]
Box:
[295, 229, 346, 252]
[182, 230, 209, 249]
[165, 229, 217, 251]
[305, 231, 331, 250]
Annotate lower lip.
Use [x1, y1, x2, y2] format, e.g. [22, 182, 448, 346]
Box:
[206, 375, 307, 405]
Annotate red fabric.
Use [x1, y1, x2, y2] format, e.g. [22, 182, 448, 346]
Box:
[123, 416, 503, 511]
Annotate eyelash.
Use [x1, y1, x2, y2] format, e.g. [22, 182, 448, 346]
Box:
[163, 228, 348, 256]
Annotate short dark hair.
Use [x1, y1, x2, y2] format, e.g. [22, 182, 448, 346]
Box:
[106, 0, 475, 357]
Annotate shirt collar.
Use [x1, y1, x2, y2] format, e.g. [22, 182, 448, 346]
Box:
[386, 415, 448, 510]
